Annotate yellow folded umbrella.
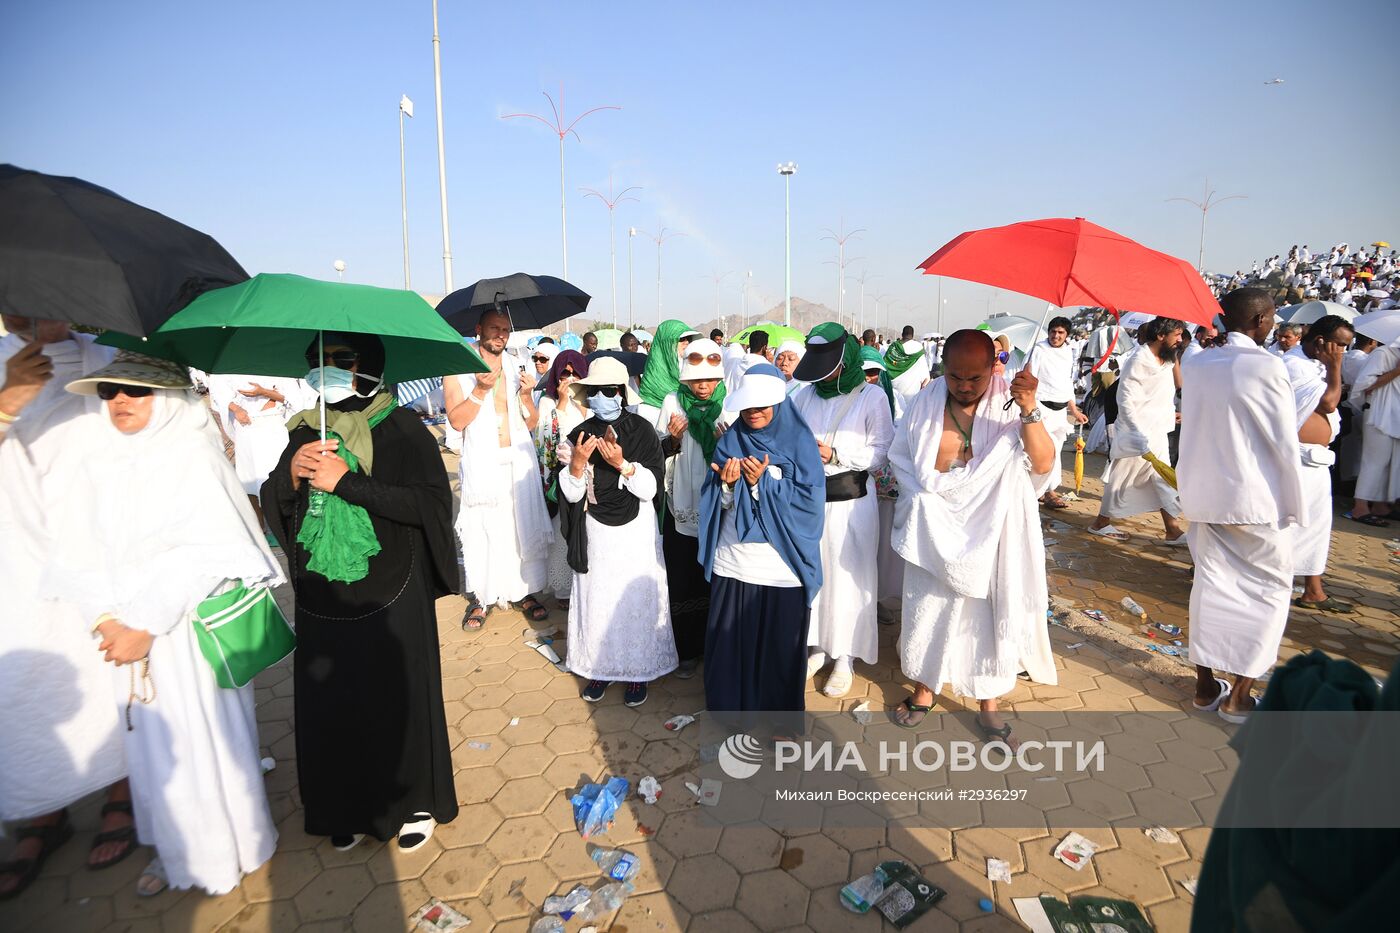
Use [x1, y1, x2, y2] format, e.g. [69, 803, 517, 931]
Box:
[1143, 452, 1177, 489]
[1073, 427, 1086, 495]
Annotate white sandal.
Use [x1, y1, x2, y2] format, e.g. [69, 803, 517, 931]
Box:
[805, 651, 828, 681]
[1087, 524, 1129, 541]
[397, 813, 434, 853]
[331, 834, 365, 852]
[1192, 678, 1231, 712]
[136, 856, 168, 897]
[823, 667, 853, 698]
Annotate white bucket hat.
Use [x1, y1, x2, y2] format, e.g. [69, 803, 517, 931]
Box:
[679, 338, 724, 381]
[569, 356, 641, 408]
[722, 363, 789, 413]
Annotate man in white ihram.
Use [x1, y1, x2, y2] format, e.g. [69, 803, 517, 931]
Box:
[1087, 318, 1188, 544]
[888, 329, 1057, 746]
[444, 306, 553, 630]
[1179, 289, 1303, 723]
[1028, 316, 1088, 508]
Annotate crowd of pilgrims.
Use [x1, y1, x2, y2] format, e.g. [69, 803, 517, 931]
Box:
[0, 266, 1385, 899]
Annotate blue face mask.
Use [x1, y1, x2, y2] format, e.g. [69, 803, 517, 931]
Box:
[587, 394, 623, 422]
[305, 366, 357, 403]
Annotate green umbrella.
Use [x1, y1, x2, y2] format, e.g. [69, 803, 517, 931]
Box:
[732, 322, 803, 346]
[99, 273, 487, 383]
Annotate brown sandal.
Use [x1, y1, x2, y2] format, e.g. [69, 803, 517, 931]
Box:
[88, 800, 137, 871]
[0, 810, 73, 901]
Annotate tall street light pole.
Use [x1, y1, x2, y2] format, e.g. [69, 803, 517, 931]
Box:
[627, 226, 637, 330]
[398, 94, 414, 290]
[777, 162, 797, 326]
[430, 0, 453, 292]
[503, 84, 620, 286]
[820, 223, 865, 330]
[642, 228, 685, 320]
[743, 270, 753, 321]
[855, 269, 878, 335]
[1167, 177, 1246, 273]
[581, 176, 641, 329]
[702, 271, 733, 335]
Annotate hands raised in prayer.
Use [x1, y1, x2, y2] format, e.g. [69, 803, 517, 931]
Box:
[667, 413, 688, 439]
[570, 434, 599, 477]
[740, 454, 770, 487]
[597, 435, 625, 471]
[711, 457, 742, 485]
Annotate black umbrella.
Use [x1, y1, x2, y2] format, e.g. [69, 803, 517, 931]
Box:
[587, 349, 647, 378]
[437, 272, 590, 334]
[0, 164, 249, 336]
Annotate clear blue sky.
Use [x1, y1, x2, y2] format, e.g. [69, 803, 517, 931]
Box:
[4, 0, 1398, 333]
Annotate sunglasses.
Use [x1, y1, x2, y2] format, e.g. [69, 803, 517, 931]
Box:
[587, 386, 623, 398]
[96, 382, 154, 401]
[685, 352, 723, 366]
[532, 355, 551, 364]
[996, 351, 1010, 364]
[559, 368, 577, 379]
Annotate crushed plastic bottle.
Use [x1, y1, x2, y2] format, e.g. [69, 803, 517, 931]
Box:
[571, 881, 635, 922]
[1120, 596, 1148, 621]
[541, 883, 592, 916]
[590, 847, 640, 882]
[530, 917, 565, 933]
[840, 868, 887, 913]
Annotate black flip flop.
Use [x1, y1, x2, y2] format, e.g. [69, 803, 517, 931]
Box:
[513, 596, 549, 622]
[0, 811, 73, 900]
[87, 800, 137, 871]
[462, 600, 488, 631]
[1344, 511, 1390, 528]
[893, 697, 933, 728]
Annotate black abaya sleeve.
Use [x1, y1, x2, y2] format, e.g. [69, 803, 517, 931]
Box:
[261, 436, 304, 554]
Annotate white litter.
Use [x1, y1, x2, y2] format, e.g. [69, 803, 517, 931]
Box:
[1052, 832, 1100, 870]
[1144, 826, 1180, 845]
[508, 717, 520, 727]
[260, 756, 276, 774]
[685, 778, 722, 806]
[525, 640, 562, 664]
[638, 776, 661, 805]
[1180, 877, 1199, 896]
[851, 700, 874, 725]
[986, 858, 1013, 883]
[663, 714, 695, 732]
[410, 897, 472, 931]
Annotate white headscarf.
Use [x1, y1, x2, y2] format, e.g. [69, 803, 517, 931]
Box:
[40, 389, 282, 634]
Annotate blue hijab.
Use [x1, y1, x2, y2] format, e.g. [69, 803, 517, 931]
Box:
[698, 365, 826, 605]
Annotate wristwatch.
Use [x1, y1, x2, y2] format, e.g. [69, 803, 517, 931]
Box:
[1019, 408, 1042, 424]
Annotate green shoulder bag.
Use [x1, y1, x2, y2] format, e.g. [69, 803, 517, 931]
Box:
[193, 583, 296, 689]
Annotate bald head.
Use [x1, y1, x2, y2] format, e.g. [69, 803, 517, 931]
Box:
[942, 328, 996, 367]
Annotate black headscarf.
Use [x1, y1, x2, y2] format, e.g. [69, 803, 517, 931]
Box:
[558, 408, 664, 574]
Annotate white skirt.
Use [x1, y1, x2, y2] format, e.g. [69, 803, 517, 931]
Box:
[1290, 447, 1333, 577]
[807, 484, 881, 664]
[1188, 522, 1292, 679]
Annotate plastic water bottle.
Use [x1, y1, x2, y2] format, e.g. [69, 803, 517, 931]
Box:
[590, 847, 640, 882]
[1120, 596, 1147, 621]
[307, 487, 327, 518]
[530, 917, 565, 933]
[541, 883, 591, 915]
[571, 881, 635, 921]
[840, 869, 887, 913]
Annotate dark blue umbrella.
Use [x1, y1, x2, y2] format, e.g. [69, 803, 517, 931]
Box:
[437, 272, 590, 334]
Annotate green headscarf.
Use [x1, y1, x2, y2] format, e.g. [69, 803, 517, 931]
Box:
[883, 339, 925, 379]
[808, 322, 865, 399]
[679, 381, 727, 460]
[286, 393, 398, 583]
[638, 319, 691, 408]
[859, 345, 895, 417]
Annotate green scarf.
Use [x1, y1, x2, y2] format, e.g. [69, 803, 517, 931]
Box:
[287, 393, 398, 584]
[808, 322, 865, 399]
[883, 339, 925, 378]
[679, 381, 727, 460]
[859, 345, 895, 417]
[638, 319, 690, 408]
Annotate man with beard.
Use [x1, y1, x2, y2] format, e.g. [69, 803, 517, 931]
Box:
[1028, 316, 1088, 508]
[1088, 318, 1189, 544]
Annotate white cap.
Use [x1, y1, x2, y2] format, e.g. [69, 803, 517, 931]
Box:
[679, 338, 725, 381]
[860, 356, 886, 372]
[722, 363, 789, 413]
[774, 340, 805, 359]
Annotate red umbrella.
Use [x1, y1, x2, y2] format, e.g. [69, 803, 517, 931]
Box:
[917, 216, 1221, 371]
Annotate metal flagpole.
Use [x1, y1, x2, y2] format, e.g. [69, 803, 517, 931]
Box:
[431, 0, 453, 292]
[399, 95, 414, 290]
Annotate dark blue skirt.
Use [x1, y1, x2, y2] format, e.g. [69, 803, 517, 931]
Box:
[704, 575, 810, 715]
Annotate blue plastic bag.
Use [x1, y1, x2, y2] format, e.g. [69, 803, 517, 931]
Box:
[570, 775, 630, 839]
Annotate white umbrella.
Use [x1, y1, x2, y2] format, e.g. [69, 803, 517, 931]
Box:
[630, 329, 653, 342]
[1282, 300, 1356, 325]
[1351, 309, 1400, 345]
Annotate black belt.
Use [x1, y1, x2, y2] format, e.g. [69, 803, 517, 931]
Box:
[825, 470, 869, 502]
[1041, 400, 1068, 411]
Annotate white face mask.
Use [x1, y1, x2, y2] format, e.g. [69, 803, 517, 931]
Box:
[305, 366, 381, 403]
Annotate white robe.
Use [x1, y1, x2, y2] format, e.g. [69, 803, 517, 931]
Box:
[1352, 344, 1400, 501]
[789, 383, 894, 664]
[208, 375, 312, 496]
[40, 391, 282, 895]
[557, 443, 677, 682]
[0, 334, 128, 820]
[1282, 346, 1340, 576]
[1180, 333, 1302, 678]
[453, 369, 552, 605]
[889, 378, 1057, 698]
[1100, 344, 1180, 519]
[889, 341, 928, 422]
[1029, 340, 1078, 496]
[655, 392, 735, 537]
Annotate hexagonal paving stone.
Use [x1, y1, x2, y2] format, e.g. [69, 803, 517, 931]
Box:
[543, 722, 602, 755]
[1092, 846, 1177, 905]
[734, 868, 811, 930]
[239, 848, 320, 903]
[654, 807, 725, 859]
[483, 813, 559, 865]
[220, 899, 301, 933]
[716, 824, 786, 874]
[490, 774, 557, 817]
[293, 863, 376, 922]
[668, 852, 741, 914]
[478, 859, 561, 922]
[612, 890, 692, 931]
[352, 878, 429, 932]
[689, 908, 762, 933]
[628, 839, 679, 894]
[455, 766, 508, 805]
[495, 742, 557, 779]
[458, 707, 512, 737]
[366, 836, 443, 884]
[781, 832, 852, 889]
[419, 844, 500, 899]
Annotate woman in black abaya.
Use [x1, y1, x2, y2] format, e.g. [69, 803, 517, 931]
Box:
[262, 333, 458, 852]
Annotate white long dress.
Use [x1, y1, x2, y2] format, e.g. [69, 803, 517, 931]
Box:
[1099, 344, 1181, 519]
[789, 383, 894, 665]
[0, 334, 127, 820]
[40, 391, 282, 895]
[534, 394, 588, 599]
[557, 439, 678, 682]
